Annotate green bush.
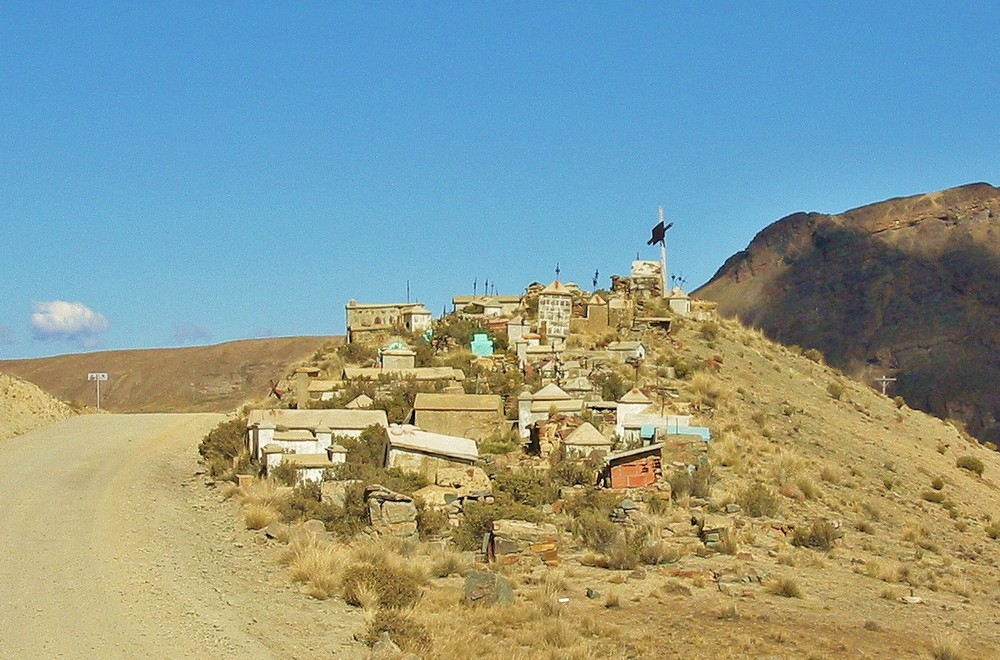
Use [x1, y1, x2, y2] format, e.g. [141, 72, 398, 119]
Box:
[491, 467, 557, 506]
[415, 498, 449, 540]
[550, 459, 596, 487]
[574, 510, 619, 553]
[699, 321, 720, 341]
[478, 429, 522, 455]
[669, 467, 712, 501]
[956, 455, 985, 476]
[337, 342, 378, 365]
[453, 500, 546, 551]
[198, 416, 248, 478]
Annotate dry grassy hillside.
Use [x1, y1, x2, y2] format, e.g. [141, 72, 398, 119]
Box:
[696, 182, 1000, 445]
[220, 316, 1000, 658]
[0, 372, 76, 441]
[0, 336, 339, 413]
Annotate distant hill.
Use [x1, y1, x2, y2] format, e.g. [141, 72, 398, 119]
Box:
[696, 182, 1000, 444]
[0, 336, 340, 413]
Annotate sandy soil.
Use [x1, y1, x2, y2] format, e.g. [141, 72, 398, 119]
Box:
[0, 414, 364, 659]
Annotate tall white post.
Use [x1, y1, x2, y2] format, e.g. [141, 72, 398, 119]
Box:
[659, 206, 668, 298]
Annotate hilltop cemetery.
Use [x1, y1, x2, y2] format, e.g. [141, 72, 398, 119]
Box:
[196, 252, 1000, 657]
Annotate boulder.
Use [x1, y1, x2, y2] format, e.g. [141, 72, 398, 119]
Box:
[462, 570, 515, 606]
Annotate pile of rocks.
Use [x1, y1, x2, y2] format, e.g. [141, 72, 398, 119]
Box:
[486, 519, 560, 565]
[413, 466, 494, 529]
[365, 485, 418, 542]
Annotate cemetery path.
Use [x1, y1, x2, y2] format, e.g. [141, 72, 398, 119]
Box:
[0, 413, 364, 659]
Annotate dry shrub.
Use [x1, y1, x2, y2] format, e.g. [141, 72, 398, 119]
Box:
[219, 482, 240, 499]
[709, 432, 742, 469]
[737, 483, 781, 517]
[278, 535, 345, 600]
[796, 477, 820, 500]
[574, 510, 619, 553]
[362, 608, 431, 653]
[985, 521, 1000, 540]
[690, 373, 725, 409]
[341, 544, 426, 609]
[956, 455, 985, 476]
[769, 451, 804, 486]
[922, 490, 946, 504]
[541, 619, 578, 648]
[238, 478, 284, 508]
[243, 503, 279, 530]
[604, 591, 620, 608]
[429, 548, 470, 578]
[791, 519, 841, 550]
[767, 576, 803, 598]
[819, 464, 841, 484]
[929, 634, 963, 660]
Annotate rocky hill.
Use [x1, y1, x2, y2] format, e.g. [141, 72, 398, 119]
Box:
[696, 182, 1000, 444]
[0, 336, 339, 413]
[0, 372, 75, 441]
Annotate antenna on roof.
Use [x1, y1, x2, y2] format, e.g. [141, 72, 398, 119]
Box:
[555, 262, 561, 280]
[592, 269, 599, 289]
[406, 279, 410, 303]
[473, 277, 477, 296]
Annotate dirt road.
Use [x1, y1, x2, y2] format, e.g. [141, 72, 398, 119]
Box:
[0, 414, 364, 659]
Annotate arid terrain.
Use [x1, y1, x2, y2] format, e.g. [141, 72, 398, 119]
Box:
[696, 182, 1000, 445]
[0, 336, 338, 414]
[0, 414, 364, 658]
[0, 371, 76, 441]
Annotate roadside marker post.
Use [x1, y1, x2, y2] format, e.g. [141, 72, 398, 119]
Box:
[87, 372, 108, 410]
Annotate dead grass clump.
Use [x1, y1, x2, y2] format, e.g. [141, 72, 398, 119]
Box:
[219, 482, 240, 499]
[819, 464, 841, 484]
[767, 576, 803, 598]
[791, 519, 841, 550]
[922, 490, 946, 504]
[956, 455, 985, 476]
[243, 503, 279, 530]
[342, 544, 426, 609]
[429, 549, 470, 578]
[796, 477, 820, 500]
[690, 373, 725, 409]
[541, 619, 578, 648]
[238, 478, 284, 508]
[736, 483, 781, 517]
[768, 451, 804, 486]
[278, 535, 345, 599]
[928, 633, 963, 660]
[604, 591, 621, 608]
[985, 521, 1000, 540]
[362, 608, 431, 653]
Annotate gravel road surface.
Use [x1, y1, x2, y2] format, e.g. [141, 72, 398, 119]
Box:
[0, 414, 364, 659]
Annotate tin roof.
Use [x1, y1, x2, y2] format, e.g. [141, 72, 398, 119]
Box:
[248, 408, 387, 431]
[414, 393, 502, 412]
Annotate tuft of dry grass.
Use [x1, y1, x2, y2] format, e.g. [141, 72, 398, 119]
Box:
[928, 633, 963, 660]
[604, 591, 620, 608]
[243, 503, 279, 530]
[767, 576, 803, 599]
[278, 535, 345, 599]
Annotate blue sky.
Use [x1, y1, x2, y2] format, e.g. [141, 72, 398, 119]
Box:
[3, 2, 999, 359]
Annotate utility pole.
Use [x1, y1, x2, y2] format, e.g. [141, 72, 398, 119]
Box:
[874, 375, 897, 396]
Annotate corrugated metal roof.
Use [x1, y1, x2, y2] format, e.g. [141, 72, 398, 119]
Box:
[387, 424, 479, 462]
[414, 393, 501, 411]
[307, 379, 339, 392]
[607, 443, 664, 463]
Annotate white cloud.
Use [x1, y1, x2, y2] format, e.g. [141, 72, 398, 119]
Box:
[31, 300, 110, 344]
[173, 323, 211, 344]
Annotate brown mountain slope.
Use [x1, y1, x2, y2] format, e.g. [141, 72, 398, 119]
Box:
[0, 372, 76, 441]
[0, 336, 339, 413]
[696, 182, 1000, 444]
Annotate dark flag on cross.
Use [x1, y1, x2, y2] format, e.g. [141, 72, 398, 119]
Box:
[647, 218, 674, 246]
